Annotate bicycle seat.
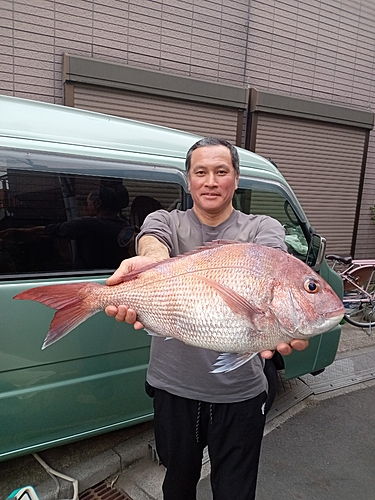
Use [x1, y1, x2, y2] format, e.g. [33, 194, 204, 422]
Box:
[325, 254, 352, 265]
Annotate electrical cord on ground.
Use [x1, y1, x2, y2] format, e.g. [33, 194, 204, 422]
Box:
[32, 453, 79, 500]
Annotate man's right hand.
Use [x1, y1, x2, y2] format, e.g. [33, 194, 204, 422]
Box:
[105, 255, 158, 328]
[106, 235, 169, 327]
[106, 255, 158, 286]
[105, 304, 145, 329]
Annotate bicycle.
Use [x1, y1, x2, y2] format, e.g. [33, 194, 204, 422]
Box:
[325, 254, 375, 331]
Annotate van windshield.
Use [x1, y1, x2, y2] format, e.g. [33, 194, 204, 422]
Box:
[234, 185, 309, 260]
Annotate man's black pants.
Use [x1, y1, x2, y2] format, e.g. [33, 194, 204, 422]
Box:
[149, 385, 267, 500]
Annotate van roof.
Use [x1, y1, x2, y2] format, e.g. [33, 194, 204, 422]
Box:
[0, 94, 282, 180]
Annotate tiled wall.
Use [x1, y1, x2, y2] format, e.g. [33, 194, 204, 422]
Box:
[246, 0, 375, 258]
[247, 0, 375, 107]
[0, 0, 250, 102]
[1, 0, 375, 257]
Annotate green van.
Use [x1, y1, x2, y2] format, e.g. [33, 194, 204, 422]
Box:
[0, 95, 342, 461]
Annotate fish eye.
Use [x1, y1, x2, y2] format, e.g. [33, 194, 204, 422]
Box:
[304, 279, 319, 293]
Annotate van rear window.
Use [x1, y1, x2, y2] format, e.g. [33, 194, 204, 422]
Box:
[0, 152, 182, 277]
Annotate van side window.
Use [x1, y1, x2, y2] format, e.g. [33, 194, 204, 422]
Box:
[0, 157, 182, 277]
[233, 187, 309, 259]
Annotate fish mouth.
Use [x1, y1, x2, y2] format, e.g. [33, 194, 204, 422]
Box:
[324, 307, 345, 320]
[313, 310, 345, 335]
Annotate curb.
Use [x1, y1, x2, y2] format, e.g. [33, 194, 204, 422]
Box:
[35, 428, 155, 500]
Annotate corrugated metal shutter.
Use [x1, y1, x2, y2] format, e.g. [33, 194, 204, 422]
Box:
[71, 84, 239, 143]
[254, 113, 366, 255]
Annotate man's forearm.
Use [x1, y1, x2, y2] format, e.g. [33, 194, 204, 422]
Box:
[137, 235, 169, 262]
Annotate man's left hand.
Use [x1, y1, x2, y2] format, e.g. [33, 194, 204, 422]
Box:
[261, 339, 309, 359]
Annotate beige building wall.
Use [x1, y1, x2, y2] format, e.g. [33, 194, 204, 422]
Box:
[246, 0, 375, 258]
[1, 0, 375, 257]
[0, 0, 250, 102]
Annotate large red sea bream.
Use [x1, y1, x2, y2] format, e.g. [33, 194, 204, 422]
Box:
[14, 242, 345, 372]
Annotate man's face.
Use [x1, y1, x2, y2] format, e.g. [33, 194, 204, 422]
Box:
[86, 194, 97, 216]
[188, 145, 239, 217]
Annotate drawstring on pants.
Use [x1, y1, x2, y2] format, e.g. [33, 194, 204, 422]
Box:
[195, 401, 214, 442]
[195, 401, 201, 442]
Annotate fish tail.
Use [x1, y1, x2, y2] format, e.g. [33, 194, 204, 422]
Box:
[14, 283, 103, 349]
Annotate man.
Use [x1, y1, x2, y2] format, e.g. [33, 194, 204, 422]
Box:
[105, 138, 308, 500]
[44, 185, 134, 270]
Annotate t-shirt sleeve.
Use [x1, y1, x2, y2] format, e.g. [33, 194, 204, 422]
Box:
[252, 216, 288, 251]
[45, 218, 97, 239]
[45, 219, 80, 239]
[135, 210, 173, 254]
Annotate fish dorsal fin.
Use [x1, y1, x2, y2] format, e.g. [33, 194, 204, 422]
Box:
[203, 239, 243, 247]
[182, 239, 244, 256]
[195, 275, 264, 322]
[121, 261, 165, 282]
[121, 240, 247, 283]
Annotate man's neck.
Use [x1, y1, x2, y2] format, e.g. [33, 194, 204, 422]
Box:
[193, 206, 234, 226]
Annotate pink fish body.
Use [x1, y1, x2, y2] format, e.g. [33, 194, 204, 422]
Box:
[14, 242, 345, 372]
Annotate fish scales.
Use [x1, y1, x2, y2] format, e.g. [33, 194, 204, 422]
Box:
[90, 244, 272, 351]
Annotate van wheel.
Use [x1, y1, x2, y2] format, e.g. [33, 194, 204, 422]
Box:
[264, 359, 278, 415]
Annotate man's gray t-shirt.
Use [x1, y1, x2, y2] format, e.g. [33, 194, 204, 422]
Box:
[136, 208, 287, 403]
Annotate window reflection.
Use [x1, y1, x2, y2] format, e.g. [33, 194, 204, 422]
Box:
[233, 188, 308, 259]
[0, 160, 182, 275]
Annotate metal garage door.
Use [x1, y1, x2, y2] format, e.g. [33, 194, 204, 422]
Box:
[63, 54, 248, 145]
[253, 113, 367, 255]
[70, 84, 240, 143]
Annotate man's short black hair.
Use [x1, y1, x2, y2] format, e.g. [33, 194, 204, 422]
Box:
[89, 184, 129, 213]
[185, 137, 240, 175]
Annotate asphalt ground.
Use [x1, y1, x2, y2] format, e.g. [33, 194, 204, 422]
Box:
[256, 382, 375, 500]
[1, 323, 375, 500]
[112, 349, 375, 500]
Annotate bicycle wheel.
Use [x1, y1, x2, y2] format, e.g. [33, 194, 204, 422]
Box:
[343, 266, 375, 328]
[344, 303, 375, 328]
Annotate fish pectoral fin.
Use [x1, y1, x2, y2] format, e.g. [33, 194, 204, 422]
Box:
[210, 352, 258, 373]
[195, 275, 264, 321]
[145, 329, 164, 337]
[145, 329, 173, 340]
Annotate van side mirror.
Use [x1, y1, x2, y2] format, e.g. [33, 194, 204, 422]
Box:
[306, 233, 326, 272]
